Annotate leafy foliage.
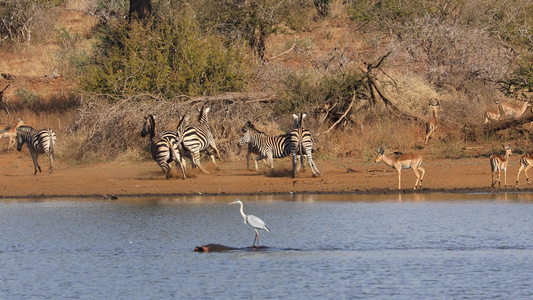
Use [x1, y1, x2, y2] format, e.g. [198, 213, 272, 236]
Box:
[78, 15, 250, 98]
[194, 0, 313, 60]
[499, 56, 533, 95]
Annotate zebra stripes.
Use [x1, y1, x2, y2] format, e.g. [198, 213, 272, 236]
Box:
[16, 125, 56, 175]
[290, 113, 321, 178]
[239, 121, 292, 175]
[141, 115, 186, 179]
[181, 105, 221, 174]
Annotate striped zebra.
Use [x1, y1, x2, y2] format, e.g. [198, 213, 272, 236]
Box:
[141, 115, 186, 179]
[181, 105, 221, 174]
[290, 113, 321, 178]
[239, 121, 292, 175]
[16, 125, 56, 175]
[160, 114, 190, 171]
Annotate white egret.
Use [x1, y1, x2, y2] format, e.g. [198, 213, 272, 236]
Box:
[229, 198, 270, 247]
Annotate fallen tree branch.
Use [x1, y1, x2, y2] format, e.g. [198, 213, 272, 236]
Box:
[185, 92, 277, 104]
[319, 91, 356, 135]
[483, 112, 533, 133]
[270, 42, 296, 60]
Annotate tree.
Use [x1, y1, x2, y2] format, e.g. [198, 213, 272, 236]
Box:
[314, 0, 330, 18]
[129, 0, 152, 21]
[197, 0, 310, 61]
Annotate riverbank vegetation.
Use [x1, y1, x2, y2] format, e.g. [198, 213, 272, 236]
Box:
[1, 0, 532, 165]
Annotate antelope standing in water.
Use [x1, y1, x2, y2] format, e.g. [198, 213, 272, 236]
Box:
[374, 145, 425, 190]
[424, 98, 439, 145]
[490, 144, 512, 188]
[516, 152, 533, 186]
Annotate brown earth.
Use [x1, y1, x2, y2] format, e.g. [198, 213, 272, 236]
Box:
[0, 150, 530, 199]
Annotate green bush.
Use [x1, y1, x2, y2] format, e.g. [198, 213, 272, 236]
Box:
[499, 56, 533, 96]
[16, 87, 40, 105]
[78, 14, 250, 98]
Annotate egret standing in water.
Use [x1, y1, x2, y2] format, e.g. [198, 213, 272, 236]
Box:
[229, 198, 270, 247]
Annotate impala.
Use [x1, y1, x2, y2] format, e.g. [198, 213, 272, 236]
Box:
[424, 98, 439, 145]
[516, 152, 533, 186]
[374, 145, 425, 190]
[484, 101, 502, 123]
[0, 117, 24, 148]
[499, 100, 531, 118]
[490, 144, 512, 188]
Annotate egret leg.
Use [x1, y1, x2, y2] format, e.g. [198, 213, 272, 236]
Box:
[253, 229, 260, 248]
[252, 234, 257, 247]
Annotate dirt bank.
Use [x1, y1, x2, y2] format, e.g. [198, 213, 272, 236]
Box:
[0, 151, 531, 199]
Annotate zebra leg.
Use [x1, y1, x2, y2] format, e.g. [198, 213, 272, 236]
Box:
[255, 155, 266, 172]
[291, 153, 298, 178]
[205, 149, 219, 170]
[246, 150, 251, 170]
[212, 144, 222, 160]
[31, 152, 41, 175]
[171, 145, 186, 180]
[48, 151, 54, 174]
[192, 151, 209, 174]
[267, 154, 275, 176]
[158, 161, 171, 179]
[306, 152, 321, 177]
[180, 157, 188, 173]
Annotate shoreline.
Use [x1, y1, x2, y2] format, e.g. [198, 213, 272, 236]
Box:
[1, 154, 533, 200]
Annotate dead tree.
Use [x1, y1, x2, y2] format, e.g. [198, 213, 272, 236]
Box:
[0, 84, 10, 114]
[129, 0, 152, 22]
[359, 53, 421, 123]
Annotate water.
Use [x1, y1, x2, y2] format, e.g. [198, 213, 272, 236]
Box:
[1, 193, 533, 299]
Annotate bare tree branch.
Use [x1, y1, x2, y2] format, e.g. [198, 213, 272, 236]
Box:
[319, 91, 356, 135]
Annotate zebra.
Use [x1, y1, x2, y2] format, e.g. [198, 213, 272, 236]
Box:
[290, 113, 321, 178]
[141, 114, 186, 179]
[239, 121, 292, 175]
[181, 105, 221, 174]
[16, 125, 56, 175]
[160, 113, 190, 171]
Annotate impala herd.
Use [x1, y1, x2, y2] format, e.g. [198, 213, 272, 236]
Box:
[375, 96, 533, 190]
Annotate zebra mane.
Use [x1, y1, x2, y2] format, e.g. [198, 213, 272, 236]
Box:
[244, 121, 266, 135]
[197, 105, 210, 124]
[16, 125, 35, 133]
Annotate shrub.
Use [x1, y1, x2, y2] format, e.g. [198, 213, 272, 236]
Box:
[499, 56, 533, 96]
[276, 69, 364, 117]
[0, 0, 62, 47]
[78, 14, 250, 98]
[15, 87, 40, 105]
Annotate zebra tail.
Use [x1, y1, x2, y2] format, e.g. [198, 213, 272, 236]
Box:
[48, 129, 56, 154]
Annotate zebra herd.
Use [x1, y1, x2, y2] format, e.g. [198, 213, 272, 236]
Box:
[142, 107, 321, 179]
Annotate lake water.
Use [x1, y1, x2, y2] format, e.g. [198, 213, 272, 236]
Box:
[1, 192, 532, 299]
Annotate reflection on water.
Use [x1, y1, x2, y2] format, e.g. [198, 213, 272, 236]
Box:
[0, 193, 532, 299]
